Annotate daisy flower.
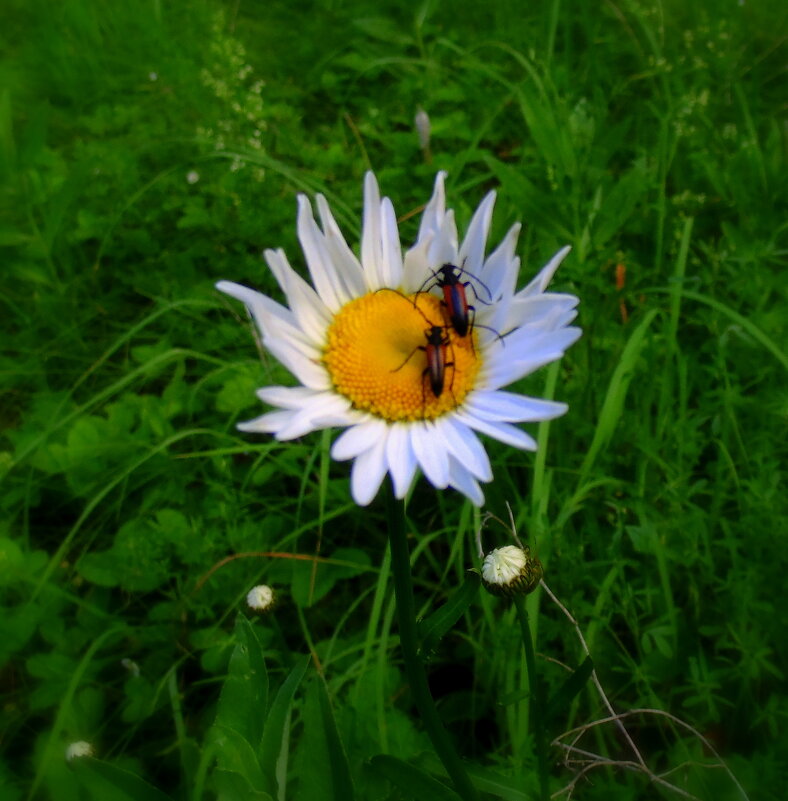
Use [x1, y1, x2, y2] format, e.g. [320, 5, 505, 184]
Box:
[217, 172, 580, 506]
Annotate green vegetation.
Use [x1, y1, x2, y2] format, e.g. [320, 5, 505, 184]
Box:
[2, 0, 786, 798]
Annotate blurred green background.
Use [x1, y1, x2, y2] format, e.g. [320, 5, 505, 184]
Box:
[1, 0, 786, 799]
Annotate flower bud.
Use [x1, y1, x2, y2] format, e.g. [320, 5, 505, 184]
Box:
[481, 545, 542, 597]
[65, 741, 94, 761]
[246, 584, 275, 612]
[120, 658, 140, 677]
[414, 108, 431, 151]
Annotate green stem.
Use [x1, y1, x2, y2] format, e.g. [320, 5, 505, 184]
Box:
[514, 596, 549, 801]
[386, 488, 480, 801]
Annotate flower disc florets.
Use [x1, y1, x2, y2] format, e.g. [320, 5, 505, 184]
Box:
[323, 292, 479, 422]
[481, 545, 543, 597]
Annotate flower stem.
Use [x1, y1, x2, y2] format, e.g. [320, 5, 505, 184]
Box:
[514, 596, 549, 801]
[386, 488, 480, 801]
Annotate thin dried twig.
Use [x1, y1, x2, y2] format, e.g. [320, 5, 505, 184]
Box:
[541, 580, 647, 769]
[553, 741, 703, 801]
[542, 581, 750, 801]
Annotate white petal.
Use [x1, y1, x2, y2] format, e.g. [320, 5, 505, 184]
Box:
[275, 416, 327, 441]
[257, 385, 321, 408]
[478, 354, 565, 393]
[505, 294, 579, 333]
[402, 237, 432, 293]
[260, 309, 321, 356]
[427, 209, 459, 269]
[237, 409, 293, 434]
[297, 195, 350, 311]
[518, 246, 572, 298]
[458, 190, 496, 276]
[447, 456, 485, 506]
[475, 295, 513, 347]
[361, 171, 385, 289]
[502, 325, 583, 361]
[416, 171, 447, 245]
[315, 195, 367, 297]
[216, 279, 260, 307]
[380, 196, 404, 287]
[465, 390, 568, 423]
[385, 423, 417, 498]
[478, 222, 521, 302]
[216, 281, 290, 333]
[264, 248, 331, 345]
[455, 411, 538, 451]
[351, 435, 389, 506]
[239, 407, 320, 441]
[264, 392, 350, 440]
[331, 419, 386, 461]
[218, 280, 311, 348]
[442, 418, 492, 481]
[263, 334, 329, 391]
[411, 422, 450, 488]
[299, 391, 353, 424]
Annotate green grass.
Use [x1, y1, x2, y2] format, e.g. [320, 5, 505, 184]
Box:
[1, 0, 786, 799]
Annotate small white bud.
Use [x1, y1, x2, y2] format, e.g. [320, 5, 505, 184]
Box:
[246, 584, 275, 612]
[65, 741, 94, 761]
[481, 545, 543, 597]
[120, 658, 140, 677]
[148, 72, 158, 81]
[414, 108, 431, 151]
[186, 170, 200, 184]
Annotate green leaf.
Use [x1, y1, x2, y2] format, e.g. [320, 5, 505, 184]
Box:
[497, 688, 530, 706]
[0, 537, 24, 583]
[421, 755, 535, 800]
[213, 769, 274, 801]
[259, 655, 311, 797]
[72, 758, 174, 801]
[369, 755, 461, 801]
[417, 572, 480, 659]
[290, 547, 371, 607]
[214, 615, 269, 747]
[545, 657, 594, 720]
[295, 678, 354, 801]
[209, 725, 267, 793]
[316, 677, 354, 801]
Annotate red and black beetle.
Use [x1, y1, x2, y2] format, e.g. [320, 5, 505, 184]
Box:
[417, 263, 494, 338]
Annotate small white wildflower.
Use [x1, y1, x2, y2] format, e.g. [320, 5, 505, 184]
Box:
[65, 741, 94, 761]
[120, 658, 140, 677]
[186, 170, 200, 184]
[415, 108, 431, 151]
[481, 545, 543, 597]
[246, 585, 275, 612]
[148, 72, 158, 81]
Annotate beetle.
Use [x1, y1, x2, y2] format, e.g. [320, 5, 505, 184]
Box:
[380, 285, 457, 413]
[416, 263, 494, 338]
[421, 324, 453, 397]
[391, 322, 454, 399]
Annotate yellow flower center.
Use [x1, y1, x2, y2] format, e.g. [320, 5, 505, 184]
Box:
[323, 290, 481, 422]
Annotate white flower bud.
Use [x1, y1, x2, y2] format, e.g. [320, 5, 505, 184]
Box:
[186, 170, 200, 184]
[481, 545, 543, 597]
[65, 741, 94, 761]
[246, 584, 275, 612]
[415, 108, 431, 151]
[120, 658, 140, 677]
